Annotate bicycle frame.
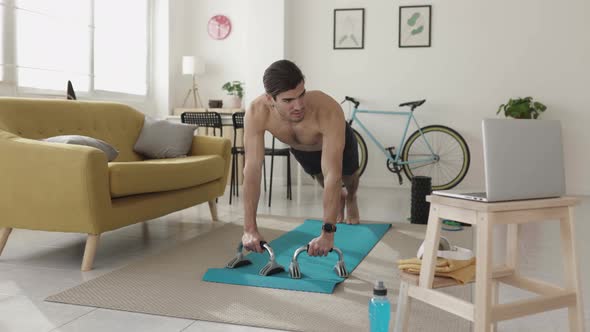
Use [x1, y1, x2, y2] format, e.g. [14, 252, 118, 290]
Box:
[349, 106, 437, 166]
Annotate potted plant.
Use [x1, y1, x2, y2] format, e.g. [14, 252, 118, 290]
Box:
[222, 81, 244, 108]
[497, 97, 547, 119]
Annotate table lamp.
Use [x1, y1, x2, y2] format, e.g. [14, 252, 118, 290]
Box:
[182, 56, 205, 108]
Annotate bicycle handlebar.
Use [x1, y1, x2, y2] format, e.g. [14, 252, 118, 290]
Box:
[341, 96, 360, 109]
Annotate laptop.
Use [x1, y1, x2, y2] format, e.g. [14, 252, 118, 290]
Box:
[433, 119, 565, 202]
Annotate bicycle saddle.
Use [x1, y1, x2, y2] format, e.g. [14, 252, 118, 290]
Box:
[399, 99, 426, 110]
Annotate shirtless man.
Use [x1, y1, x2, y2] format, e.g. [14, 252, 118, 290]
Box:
[241, 59, 360, 257]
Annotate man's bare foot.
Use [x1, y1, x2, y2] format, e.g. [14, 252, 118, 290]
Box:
[345, 194, 360, 224]
[337, 188, 347, 223]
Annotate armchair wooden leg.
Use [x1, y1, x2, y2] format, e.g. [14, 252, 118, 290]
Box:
[208, 200, 219, 221]
[142, 222, 150, 240]
[81, 234, 100, 271]
[0, 228, 13, 256]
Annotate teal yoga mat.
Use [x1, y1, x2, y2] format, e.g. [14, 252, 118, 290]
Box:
[202, 219, 391, 293]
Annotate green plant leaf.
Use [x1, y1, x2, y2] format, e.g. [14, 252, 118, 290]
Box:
[498, 96, 546, 119]
[411, 26, 424, 35]
[407, 13, 420, 26]
[533, 102, 547, 112]
[222, 81, 245, 98]
[515, 103, 529, 113]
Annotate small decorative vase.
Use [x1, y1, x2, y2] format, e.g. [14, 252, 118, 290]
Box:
[226, 95, 242, 109]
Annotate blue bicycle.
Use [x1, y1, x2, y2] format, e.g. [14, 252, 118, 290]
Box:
[341, 96, 470, 190]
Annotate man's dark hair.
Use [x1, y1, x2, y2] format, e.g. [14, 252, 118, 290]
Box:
[263, 59, 305, 100]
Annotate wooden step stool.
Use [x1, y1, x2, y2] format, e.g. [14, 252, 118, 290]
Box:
[394, 195, 585, 332]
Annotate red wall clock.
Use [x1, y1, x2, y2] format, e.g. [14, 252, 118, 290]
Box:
[208, 15, 232, 40]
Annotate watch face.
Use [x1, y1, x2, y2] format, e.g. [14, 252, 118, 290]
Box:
[208, 15, 232, 40]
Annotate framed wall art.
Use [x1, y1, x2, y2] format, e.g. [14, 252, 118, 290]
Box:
[333, 8, 365, 50]
[399, 5, 431, 48]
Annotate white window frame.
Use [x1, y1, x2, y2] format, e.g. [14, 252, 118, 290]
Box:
[0, 0, 152, 101]
[0, 0, 16, 88]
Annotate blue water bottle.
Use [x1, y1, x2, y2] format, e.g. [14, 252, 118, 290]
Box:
[369, 280, 391, 332]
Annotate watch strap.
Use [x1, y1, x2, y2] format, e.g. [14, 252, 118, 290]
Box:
[322, 223, 337, 233]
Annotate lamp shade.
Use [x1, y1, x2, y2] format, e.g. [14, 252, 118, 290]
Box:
[182, 56, 206, 75]
[182, 56, 194, 75]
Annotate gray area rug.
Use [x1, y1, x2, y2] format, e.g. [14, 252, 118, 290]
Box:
[46, 216, 473, 331]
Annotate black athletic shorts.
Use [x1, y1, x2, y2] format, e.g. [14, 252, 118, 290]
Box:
[290, 122, 359, 176]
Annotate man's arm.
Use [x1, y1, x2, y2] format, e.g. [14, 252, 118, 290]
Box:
[320, 116, 345, 226]
[242, 104, 267, 253]
[308, 96, 346, 256]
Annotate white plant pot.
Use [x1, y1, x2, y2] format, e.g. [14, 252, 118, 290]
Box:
[225, 95, 242, 109]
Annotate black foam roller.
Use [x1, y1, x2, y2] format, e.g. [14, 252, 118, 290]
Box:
[411, 176, 432, 224]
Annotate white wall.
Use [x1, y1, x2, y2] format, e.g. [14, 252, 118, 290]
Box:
[167, 0, 192, 115]
[242, 0, 288, 183]
[152, 0, 169, 117]
[286, 0, 590, 195]
[169, 0, 248, 111]
[168, 0, 285, 111]
[243, 0, 285, 107]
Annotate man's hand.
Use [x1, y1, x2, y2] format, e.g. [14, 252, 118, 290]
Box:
[242, 229, 265, 253]
[308, 232, 335, 257]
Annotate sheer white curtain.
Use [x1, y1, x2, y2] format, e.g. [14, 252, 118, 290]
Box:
[4, 0, 149, 95]
[16, 0, 92, 91]
[94, 0, 148, 95]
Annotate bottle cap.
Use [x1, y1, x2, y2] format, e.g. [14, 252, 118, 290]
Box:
[373, 280, 387, 296]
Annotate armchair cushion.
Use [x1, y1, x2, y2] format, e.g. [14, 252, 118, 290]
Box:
[134, 117, 197, 159]
[42, 135, 119, 161]
[108, 155, 225, 198]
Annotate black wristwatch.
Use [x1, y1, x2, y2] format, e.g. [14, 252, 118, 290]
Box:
[322, 223, 337, 233]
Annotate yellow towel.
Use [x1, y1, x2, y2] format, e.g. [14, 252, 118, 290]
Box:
[397, 257, 476, 284]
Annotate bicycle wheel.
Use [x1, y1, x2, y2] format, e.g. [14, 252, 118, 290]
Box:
[352, 128, 368, 177]
[401, 125, 470, 190]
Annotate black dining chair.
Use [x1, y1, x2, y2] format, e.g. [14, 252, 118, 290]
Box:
[181, 111, 223, 137]
[218, 110, 292, 207]
[181, 111, 223, 203]
[229, 112, 245, 204]
[264, 136, 292, 207]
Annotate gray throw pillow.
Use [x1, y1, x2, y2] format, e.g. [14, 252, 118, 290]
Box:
[42, 135, 119, 161]
[133, 117, 197, 159]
